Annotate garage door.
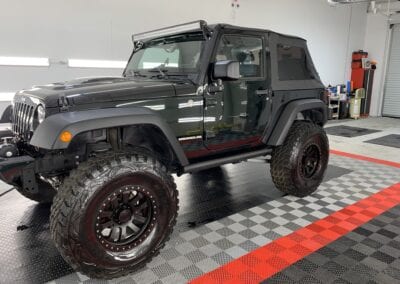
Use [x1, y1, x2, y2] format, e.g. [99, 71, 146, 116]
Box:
[383, 24, 400, 117]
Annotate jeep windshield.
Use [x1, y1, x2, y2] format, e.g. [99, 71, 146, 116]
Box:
[124, 32, 205, 81]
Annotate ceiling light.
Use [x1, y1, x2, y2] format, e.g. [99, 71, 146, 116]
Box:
[0, 56, 49, 67]
[68, 59, 127, 69]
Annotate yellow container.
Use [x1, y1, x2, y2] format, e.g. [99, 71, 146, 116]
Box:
[350, 98, 361, 119]
[354, 88, 366, 99]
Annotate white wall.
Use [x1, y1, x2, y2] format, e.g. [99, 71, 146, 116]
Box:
[0, 0, 231, 93]
[0, 0, 367, 95]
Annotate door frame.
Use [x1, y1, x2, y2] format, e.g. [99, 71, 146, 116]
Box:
[203, 28, 271, 151]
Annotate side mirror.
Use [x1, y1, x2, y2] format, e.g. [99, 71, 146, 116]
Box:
[213, 60, 240, 81]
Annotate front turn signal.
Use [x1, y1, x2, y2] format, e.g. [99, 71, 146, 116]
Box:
[60, 131, 73, 143]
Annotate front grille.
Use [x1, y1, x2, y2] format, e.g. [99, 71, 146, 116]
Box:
[12, 101, 35, 140]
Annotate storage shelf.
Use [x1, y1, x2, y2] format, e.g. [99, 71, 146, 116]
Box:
[329, 95, 341, 120]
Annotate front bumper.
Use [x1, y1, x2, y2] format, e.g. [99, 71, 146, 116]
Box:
[0, 155, 35, 186]
[0, 126, 40, 193]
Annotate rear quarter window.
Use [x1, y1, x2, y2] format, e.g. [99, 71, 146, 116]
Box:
[277, 44, 314, 81]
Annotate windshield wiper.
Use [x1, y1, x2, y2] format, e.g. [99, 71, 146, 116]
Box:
[166, 74, 196, 85]
[125, 70, 147, 78]
[148, 66, 168, 78]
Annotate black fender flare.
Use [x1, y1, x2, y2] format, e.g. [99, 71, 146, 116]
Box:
[0, 104, 12, 123]
[29, 107, 189, 166]
[265, 99, 327, 146]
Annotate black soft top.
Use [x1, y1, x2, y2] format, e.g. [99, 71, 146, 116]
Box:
[133, 20, 306, 43]
[132, 20, 324, 91]
[209, 23, 307, 41]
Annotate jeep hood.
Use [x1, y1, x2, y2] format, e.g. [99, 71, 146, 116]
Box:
[16, 77, 177, 107]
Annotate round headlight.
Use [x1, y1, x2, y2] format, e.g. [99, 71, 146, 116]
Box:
[37, 105, 46, 123]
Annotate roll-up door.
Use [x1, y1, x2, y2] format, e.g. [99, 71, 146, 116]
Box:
[383, 24, 400, 117]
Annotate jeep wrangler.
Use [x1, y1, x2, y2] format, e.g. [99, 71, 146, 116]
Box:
[0, 21, 329, 279]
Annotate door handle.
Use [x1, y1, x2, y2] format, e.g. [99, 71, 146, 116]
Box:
[206, 99, 218, 107]
[256, 89, 273, 97]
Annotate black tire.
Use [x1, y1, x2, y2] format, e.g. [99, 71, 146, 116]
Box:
[270, 121, 329, 197]
[50, 151, 178, 279]
[14, 178, 57, 204]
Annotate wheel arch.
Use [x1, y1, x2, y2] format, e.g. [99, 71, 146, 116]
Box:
[120, 124, 182, 168]
[265, 99, 327, 146]
[29, 107, 189, 167]
[0, 104, 12, 123]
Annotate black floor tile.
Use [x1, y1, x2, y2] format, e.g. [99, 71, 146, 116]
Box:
[362, 237, 384, 249]
[343, 248, 368, 261]
[294, 259, 319, 273]
[353, 227, 374, 237]
[370, 251, 396, 264]
[377, 228, 398, 239]
[365, 134, 400, 149]
[325, 125, 380, 138]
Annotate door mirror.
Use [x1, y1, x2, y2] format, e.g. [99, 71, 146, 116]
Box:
[213, 60, 240, 81]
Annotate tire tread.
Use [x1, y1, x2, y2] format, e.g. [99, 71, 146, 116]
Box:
[50, 150, 178, 279]
[270, 121, 329, 197]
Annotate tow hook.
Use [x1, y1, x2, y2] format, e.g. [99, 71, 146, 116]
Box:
[0, 137, 19, 158]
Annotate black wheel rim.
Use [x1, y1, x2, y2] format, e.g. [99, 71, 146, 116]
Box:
[94, 185, 156, 252]
[300, 144, 321, 179]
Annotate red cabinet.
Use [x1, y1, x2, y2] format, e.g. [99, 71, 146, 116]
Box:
[351, 51, 368, 89]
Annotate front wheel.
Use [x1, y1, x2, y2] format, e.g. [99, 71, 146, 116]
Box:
[270, 121, 329, 197]
[50, 151, 178, 279]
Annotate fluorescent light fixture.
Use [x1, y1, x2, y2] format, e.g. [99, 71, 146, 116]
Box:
[0, 92, 16, 101]
[0, 56, 49, 67]
[68, 59, 127, 69]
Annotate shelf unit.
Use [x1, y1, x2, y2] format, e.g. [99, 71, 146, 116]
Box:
[329, 96, 340, 120]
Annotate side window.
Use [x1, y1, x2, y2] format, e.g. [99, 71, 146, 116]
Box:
[215, 35, 263, 78]
[277, 44, 313, 80]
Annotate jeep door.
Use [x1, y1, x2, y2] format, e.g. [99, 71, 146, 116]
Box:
[204, 30, 272, 151]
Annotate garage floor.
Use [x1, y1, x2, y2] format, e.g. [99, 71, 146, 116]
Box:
[0, 117, 399, 284]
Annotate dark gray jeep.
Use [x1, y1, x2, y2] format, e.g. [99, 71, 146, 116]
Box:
[0, 21, 328, 278]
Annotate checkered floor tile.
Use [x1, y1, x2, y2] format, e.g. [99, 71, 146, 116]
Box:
[265, 205, 400, 284]
[50, 154, 400, 284]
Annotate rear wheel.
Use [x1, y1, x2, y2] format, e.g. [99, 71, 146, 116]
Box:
[50, 151, 178, 279]
[270, 121, 329, 197]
